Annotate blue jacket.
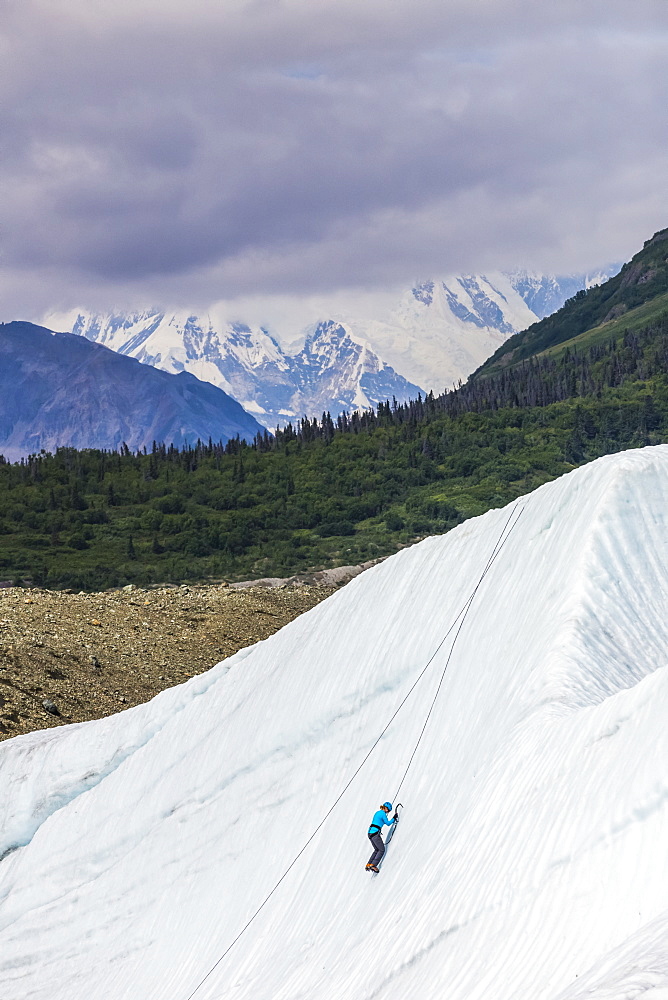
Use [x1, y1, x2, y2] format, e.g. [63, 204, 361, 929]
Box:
[368, 809, 395, 836]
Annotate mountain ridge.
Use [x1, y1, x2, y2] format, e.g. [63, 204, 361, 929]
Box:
[49, 311, 424, 429]
[474, 231, 668, 377]
[0, 321, 266, 461]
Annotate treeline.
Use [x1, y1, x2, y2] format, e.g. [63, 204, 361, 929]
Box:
[262, 318, 668, 446]
[1, 319, 667, 590]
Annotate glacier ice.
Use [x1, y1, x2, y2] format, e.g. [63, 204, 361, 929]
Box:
[2, 447, 668, 999]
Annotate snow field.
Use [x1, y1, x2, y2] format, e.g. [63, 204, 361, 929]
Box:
[1, 447, 668, 998]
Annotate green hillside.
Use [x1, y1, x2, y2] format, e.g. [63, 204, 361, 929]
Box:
[2, 347, 668, 591]
[537, 290, 668, 361]
[476, 228, 668, 376]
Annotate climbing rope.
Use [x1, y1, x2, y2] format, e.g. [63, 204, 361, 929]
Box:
[184, 502, 524, 1000]
[394, 501, 524, 800]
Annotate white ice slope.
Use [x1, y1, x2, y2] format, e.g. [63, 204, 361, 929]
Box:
[2, 447, 668, 999]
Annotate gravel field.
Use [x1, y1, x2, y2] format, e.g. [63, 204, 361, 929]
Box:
[0, 582, 336, 741]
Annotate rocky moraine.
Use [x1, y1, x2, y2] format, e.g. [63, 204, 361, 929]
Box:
[0, 582, 337, 740]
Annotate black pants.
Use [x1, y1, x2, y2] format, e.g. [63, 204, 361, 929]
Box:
[367, 831, 385, 867]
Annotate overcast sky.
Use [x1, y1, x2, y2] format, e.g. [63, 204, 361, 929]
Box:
[2, 0, 667, 320]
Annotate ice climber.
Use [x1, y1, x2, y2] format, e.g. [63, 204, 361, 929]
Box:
[365, 801, 397, 872]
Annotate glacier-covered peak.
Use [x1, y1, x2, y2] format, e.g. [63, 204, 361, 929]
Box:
[46, 264, 617, 422]
[53, 310, 422, 429]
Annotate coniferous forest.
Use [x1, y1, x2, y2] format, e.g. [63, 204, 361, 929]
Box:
[2, 317, 668, 590]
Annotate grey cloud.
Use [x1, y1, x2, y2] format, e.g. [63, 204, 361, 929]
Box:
[1, 0, 667, 315]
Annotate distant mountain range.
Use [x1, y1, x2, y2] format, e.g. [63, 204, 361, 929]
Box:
[0, 321, 266, 461]
[46, 268, 618, 429]
[0, 266, 619, 463]
[46, 313, 423, 431]
[349, 269, 618, 390]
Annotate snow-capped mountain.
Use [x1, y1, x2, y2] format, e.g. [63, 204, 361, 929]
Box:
[507, 265, 621, 320]
[3, 446, 668, 999]
[355, 272, 539, 391]
[46, 310, 423, 429]
[293, 320, 423, 415]
[354, 268, 621, 390]
[47, 267, 617, 423]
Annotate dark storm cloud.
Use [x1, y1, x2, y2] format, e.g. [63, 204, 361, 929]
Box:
[1, 0, 667, 314]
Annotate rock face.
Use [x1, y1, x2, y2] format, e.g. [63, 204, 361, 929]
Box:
[292, 320, 422, 417]
[0, 321, 267, 461]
